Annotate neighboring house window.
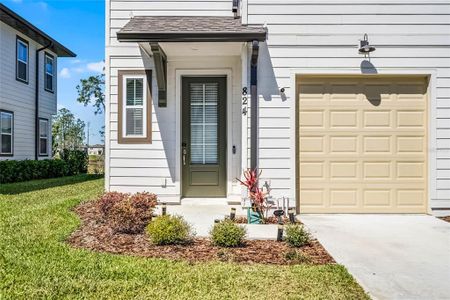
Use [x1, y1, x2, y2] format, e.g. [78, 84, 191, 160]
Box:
[39, 118, 49, 156]
[0, 110, 14, 156]
[118, 70, 152, 144]
[44, 53, 54, 92]
[16, 36, 28, 83]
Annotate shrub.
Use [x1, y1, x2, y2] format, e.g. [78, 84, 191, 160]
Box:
[146, 215, 193, 245]
[60, 149, 88, 175]
[210, 220, 246, 247]
[285, 224, 311, 247]
[0, 156, 87, 184]
[0, 149, 88, 184]
[99, 192, 158, 234]
[97, 192, 126, 215]
[284, 249, 311, 264]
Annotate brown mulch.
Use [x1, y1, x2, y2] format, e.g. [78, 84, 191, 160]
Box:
[67, 201, 335, 265]
[438, 216, 450, 223]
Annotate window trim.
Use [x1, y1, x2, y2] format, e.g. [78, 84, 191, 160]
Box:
[44, 52, 55, 93]
[0, 110, 14, 157]
[38, 118, 49, 156]
[117, 70, 152, 144]
[16, 36, 29, 84]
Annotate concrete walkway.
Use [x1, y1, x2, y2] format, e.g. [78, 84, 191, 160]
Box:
[156, 198, 278, 239]
[301, 215, 450, 300]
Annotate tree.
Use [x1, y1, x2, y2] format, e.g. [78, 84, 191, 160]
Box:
[76, 73, 105, 115]
[76, 71, 105, 142]
[52, 108, 86, 155]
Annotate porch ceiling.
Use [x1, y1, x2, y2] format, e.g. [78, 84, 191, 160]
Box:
[157, 42, 244, 57]
[116, 16, 267, 43]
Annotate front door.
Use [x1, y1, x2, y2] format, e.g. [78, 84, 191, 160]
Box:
[182, 76, 227, 197]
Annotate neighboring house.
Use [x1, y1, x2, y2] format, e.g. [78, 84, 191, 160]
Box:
[105, 0, 450, 216]
[0, 4, 76, 160]
[88, 144, 104, 156]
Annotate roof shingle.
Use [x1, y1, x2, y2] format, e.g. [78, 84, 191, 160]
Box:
[117, 16, 267, 42]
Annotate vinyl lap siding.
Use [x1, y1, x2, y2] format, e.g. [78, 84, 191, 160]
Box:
[246, 0, 450, 211]
[0, 22, 56, 160]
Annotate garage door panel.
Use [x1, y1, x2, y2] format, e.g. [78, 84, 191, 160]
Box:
[298, 76, 428, 213]
[397, 111, 426, 128]
[330, 110, 358, 128]
[363, 136, 392, 154]
[330, 136, 358, 153]
[363, 111, 392, 128]
[397, 136, 426, 153]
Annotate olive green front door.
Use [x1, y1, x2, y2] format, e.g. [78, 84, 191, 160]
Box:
[181, 77, 227, 197]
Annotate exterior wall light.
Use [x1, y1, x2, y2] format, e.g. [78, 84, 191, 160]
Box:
[359, 34, 376, 55]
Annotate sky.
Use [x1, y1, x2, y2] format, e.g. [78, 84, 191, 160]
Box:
[4, 0, 105, 145]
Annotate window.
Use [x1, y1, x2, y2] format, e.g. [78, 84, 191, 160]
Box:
[44, 53, 54, 92]
[0, 110, 13, 156]
[190, 82, 219, 164]
[124, 76, 145, 137]
[39, 119, 49, 156]
[118, 70, 152, 144]
[16, 36, 28, 83]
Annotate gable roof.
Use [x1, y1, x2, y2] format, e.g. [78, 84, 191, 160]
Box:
[117, 16, 267, 42]
[0, 4, 76, 57]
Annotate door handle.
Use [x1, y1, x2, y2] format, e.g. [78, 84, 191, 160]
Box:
[182, 144, 187, 166]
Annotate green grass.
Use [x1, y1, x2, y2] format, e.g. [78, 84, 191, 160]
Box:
[0, 175, 368, 299]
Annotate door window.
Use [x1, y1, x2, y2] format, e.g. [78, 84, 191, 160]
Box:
[189, 82, 218, 164]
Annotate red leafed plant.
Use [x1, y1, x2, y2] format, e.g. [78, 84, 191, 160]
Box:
[237, 169, 260, 192]
[237, 169, 271, 218]
[96, 192, 158, 234]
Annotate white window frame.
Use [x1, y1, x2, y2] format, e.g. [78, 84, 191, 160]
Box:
[122, 74, 147, 138]
[39, 118, 49, 156]
[44, 53, 54, 92]
[16, 37, 28, 83]
[0, 111, 14, 156]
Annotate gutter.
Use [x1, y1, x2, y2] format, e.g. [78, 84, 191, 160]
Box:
[35, 42, 52, 160]
[250, 40, 259, 170]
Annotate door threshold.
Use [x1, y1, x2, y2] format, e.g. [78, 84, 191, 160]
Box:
[180, 198, 229, 206]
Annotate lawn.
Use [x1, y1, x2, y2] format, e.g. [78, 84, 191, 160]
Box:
[0, 175, 368, 299]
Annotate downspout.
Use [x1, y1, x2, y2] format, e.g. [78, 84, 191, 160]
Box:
[35, 42, 52, 160]
[250, 40, 259, 170]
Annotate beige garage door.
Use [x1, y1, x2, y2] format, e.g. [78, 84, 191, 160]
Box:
[297, 76, 428, 213]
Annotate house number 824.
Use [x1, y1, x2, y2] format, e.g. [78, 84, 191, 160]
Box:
[242, 87, 248, 116]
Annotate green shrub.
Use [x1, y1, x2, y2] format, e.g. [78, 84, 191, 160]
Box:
[210, 220, 246, 247]
[98, 192, 158, 234]
[284, 249, 311, 264]
[60, 149, 88, 175]
[0, 149, 88, 184]
[146, 215, 193, 245]
[285, 224, 311, 247]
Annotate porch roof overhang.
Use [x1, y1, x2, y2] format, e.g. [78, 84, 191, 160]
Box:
[116, 16, 267, 43]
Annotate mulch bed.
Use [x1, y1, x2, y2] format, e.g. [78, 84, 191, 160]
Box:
[438, 216, 450, 223]
[67, 201, 335, 265]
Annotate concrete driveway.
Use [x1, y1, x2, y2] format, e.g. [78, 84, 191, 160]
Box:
[301, 215, 450, 300]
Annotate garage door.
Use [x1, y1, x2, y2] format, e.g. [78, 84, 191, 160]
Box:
[297, 76, 428, 213]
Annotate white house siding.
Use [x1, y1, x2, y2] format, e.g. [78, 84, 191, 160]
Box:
[106, 0, 243, 201]
[245, 0, 450, 213]
[0, 22, 57, 160]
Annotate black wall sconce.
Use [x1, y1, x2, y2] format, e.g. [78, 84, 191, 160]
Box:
[359, 34, 376, 55]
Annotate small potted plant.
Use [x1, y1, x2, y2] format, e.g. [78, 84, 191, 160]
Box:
[237, 169, 272, 224]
